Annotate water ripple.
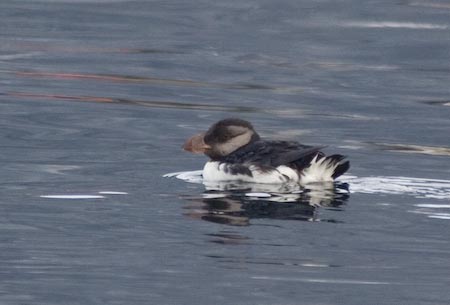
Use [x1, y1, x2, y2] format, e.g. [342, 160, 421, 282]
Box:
[11, 70, 277, 91]
[251, 276, 392, 285]
[409, 1, 450, 9]
[341, 21, 448, 30]
[7, 92, 259, 113]
[371, 142, 450, 156]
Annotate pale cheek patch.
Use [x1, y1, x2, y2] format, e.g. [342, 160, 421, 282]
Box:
[216, 132, 252, 156]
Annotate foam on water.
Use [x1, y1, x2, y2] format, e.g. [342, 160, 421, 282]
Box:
[40, 191, 128, 199]
[40, 195, 105, 199]
[344, 175, 450, 199]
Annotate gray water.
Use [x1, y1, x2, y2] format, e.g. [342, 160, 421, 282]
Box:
[1, 1, 450, 304]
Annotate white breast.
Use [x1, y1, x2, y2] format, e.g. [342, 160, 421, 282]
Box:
[202, 162, 300, 184]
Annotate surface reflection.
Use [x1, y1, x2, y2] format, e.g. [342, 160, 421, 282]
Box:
[182, 182, 349, 226]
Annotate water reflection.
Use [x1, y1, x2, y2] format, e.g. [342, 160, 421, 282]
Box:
[421, 100, 450, 107]
[181, 182, 349, 226]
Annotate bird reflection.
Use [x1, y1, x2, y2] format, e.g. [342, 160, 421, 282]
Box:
[182, 182, 349, 226]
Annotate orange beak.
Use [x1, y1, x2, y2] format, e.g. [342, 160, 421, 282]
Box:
[182, 132, 211, 154]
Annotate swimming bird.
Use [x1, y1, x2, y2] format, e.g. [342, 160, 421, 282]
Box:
[183, 118, 349, 185]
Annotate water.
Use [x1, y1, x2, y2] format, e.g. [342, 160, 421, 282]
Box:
[1, 1, 450, 304]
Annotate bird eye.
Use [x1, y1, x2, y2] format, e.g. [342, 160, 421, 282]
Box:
[222, 134, 232, 141]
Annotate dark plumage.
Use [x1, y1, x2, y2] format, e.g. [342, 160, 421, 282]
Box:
[183, 118, 350, 184]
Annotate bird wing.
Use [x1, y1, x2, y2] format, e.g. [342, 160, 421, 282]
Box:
[270, 145, 325, 167]
[225, 140, 324, 168]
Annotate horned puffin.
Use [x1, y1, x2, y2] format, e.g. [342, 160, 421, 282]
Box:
[183, 118, 349, 185]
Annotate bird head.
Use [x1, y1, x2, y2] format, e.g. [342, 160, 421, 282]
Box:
[183, 118, 260, 160]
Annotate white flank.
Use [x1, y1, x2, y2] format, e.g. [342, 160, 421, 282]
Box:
[202, 158, 342, 185]
[277, 165, 300, 181]
[202, 162, 299, 184]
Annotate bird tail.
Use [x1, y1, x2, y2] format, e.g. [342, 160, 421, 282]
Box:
[300, 154, 350, 184]
[328, 154, 350, 179]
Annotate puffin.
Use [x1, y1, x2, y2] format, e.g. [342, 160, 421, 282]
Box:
[183, 118, 349, 185]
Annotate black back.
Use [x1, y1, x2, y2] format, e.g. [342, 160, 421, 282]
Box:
[222, 140, 324, 168]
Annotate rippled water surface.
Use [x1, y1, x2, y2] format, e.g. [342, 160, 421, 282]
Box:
[1, 1, 450, 304]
